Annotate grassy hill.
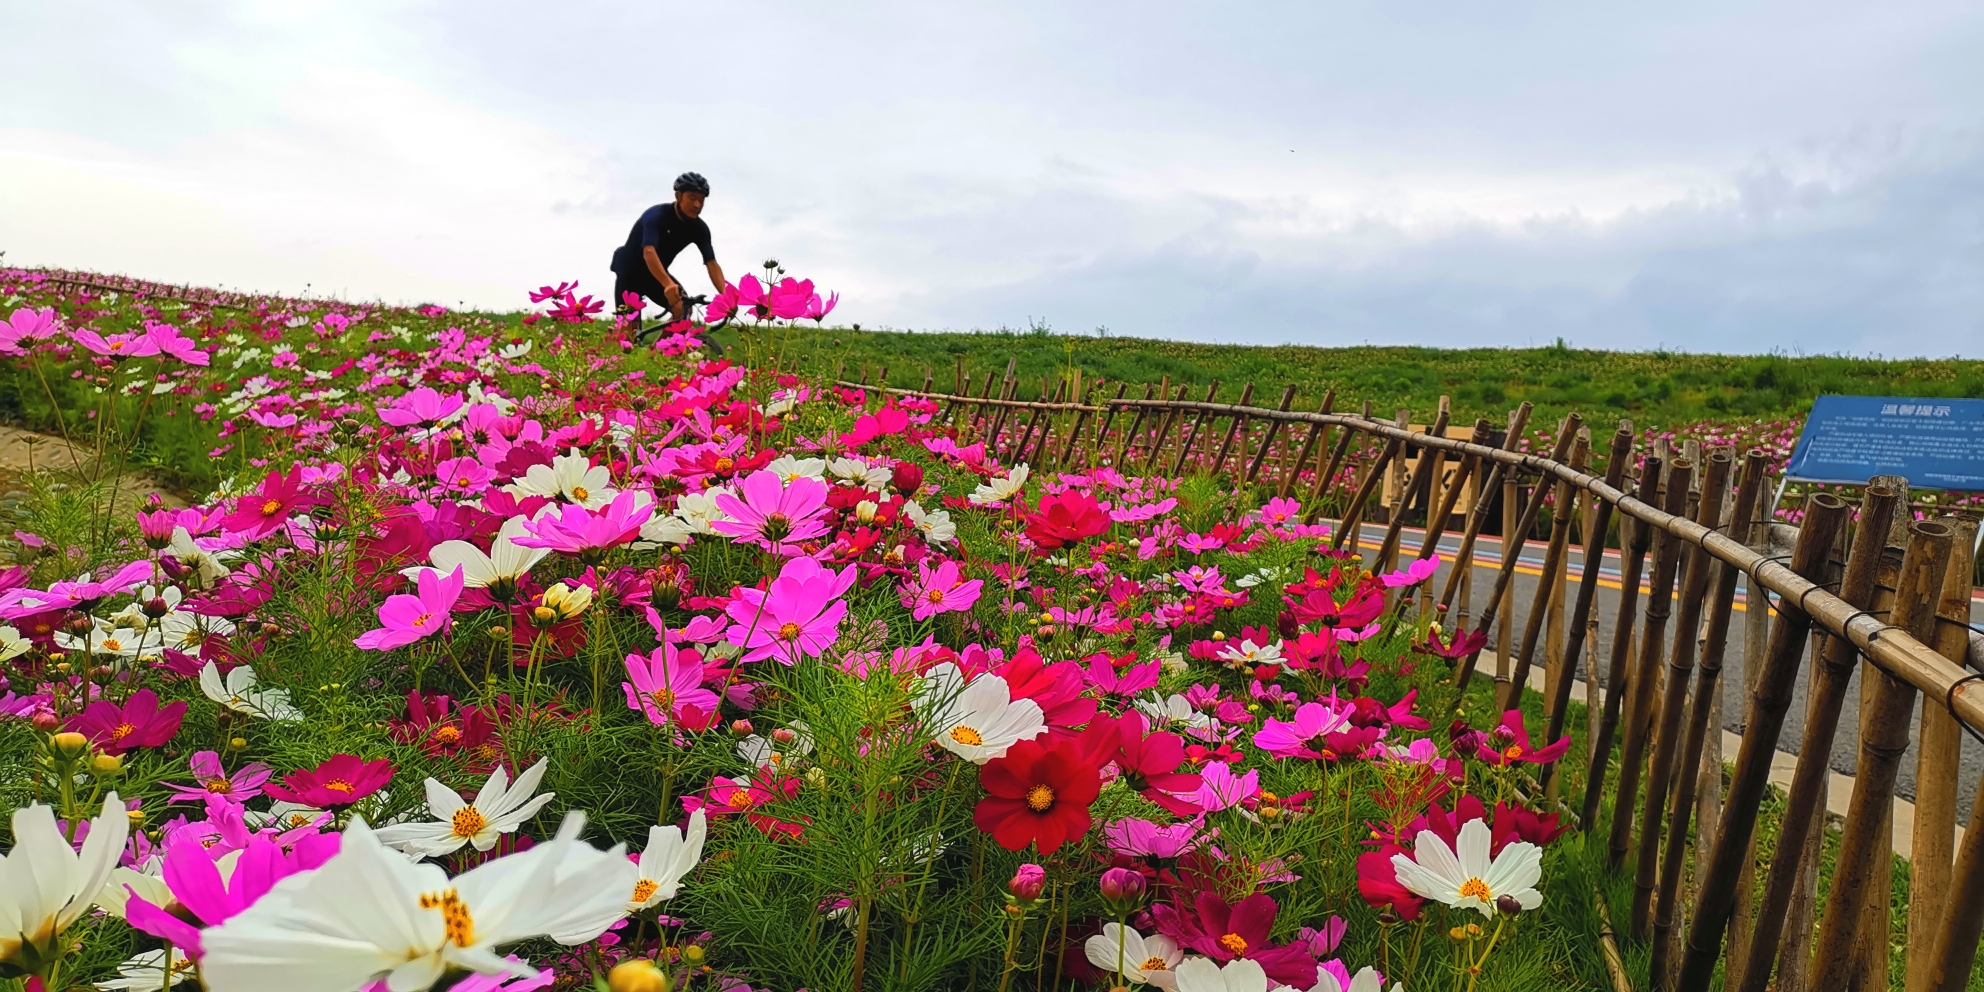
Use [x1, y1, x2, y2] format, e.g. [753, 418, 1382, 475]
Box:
[727, 323, 1983, 429]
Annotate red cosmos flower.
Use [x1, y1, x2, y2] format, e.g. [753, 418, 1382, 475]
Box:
[1290, 582, 1384, 631]
[683, 767, 805, 839]
[1088, 712, 1203, 817]
[1418, 625, 1488, 660]
[387, 691, 502, 770]
[974, 738, 1102, 854]
[1023, 491, 1110, 551]
[218, 466, 323, 541]
[1494, 800, 1570, 850]
[1356, 845, 1425, 920]
[69, 689, 186, 755]
[1152, 891, 1318, 988]
[1477, 709, 1571, 766]
[996, 649, 1098, 733]
[264, 754, 392, 808]
[672, 447, 773, 484]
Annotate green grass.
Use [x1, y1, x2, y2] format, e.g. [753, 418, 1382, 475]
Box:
[722, 323, 1984, 430]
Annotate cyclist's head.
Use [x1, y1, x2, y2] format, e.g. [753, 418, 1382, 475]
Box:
[673, 172, 709, 217]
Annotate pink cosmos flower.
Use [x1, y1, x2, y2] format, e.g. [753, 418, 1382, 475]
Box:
[901, 558, 983, 620]
[218, 466, 323, 541]
[1255, 496, 1302, 526]
[1083, 655, 1159, 698]
[1252, 698, 1360, 761]
[624, 632, 721, 730]
[1477, 709, 1571, 766]
[434, 456, 496, 491]
[711, 469, 831, 552]
[72, 327, 162, 359]
[263, 753, 393, 808]
[0, 306, 60, 355]
[1188, 761, 1259, 812]
[1378, 554, 1440, 588]
[1178, 532, 1225, 554]
[724, 557, 857, 664]
[704, 282, 741, 322]
[803, 289, 839, 322]
[126, 830, 336, 961]
[164, 750, 274, 804]
[354, 565, 466, 650]
[0, 560, 153, 619]
[1103, 816, 1206, 860]
[69, 689, 187, 755]
[515, 490, 655, 562]
[377, 386, 466, 428]
[139, 321, 211, 365]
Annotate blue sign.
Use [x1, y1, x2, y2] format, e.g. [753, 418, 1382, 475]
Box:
[1784, 395, 1984, 491]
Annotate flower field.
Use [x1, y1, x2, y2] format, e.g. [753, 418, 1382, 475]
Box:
[1, 268, 1640, 992]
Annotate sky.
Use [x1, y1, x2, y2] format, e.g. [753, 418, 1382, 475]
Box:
[3, 0, 1981, 355]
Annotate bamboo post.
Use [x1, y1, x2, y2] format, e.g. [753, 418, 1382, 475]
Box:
[1436, 403, 1536, 612]
[1008, 378, 1059, 464]
[1245, 384, 1299, 484]
[1277, 391, 1336, 500]
[1635, 451, 1731, 943]
[1928, 660, 1984, 992]
[968, 370, 998, 437]
[1026, 380, 1068, 467]
[1651, 449, 1760, 986]
[1910, 515, 1978, 992]
[1209, 382, 1257, 476]
[1167, 382, 1222, 475]
[1810, 521, 1955, 984]
[1111, 383, 1156, 468]
[985, 359, 1020, 454]
[1381, 406, 1411, 540]
[1538, 422, 1635, 795]
[1303, 400, 1374, 524]
[1582, 460, 1658, 829]
[1329, 414, 1409, 555]
[1497, 478, 1519, 692]
[1087, 382, 1131, 466]
[1502, 430, 1594, 713]
[1451, 414, 1581, 699]
[1419, 397, 1454, 547]
[1674, 492, 1852, 990]
[1144, 383, 1192, 472]
[1416, 419, 1491, 560]
[1610, 457, 1693, 873]
[1378, 406, 1452, 573]
[1856, 480, 1915, 992]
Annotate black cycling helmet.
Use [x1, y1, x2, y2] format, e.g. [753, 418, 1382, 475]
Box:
[673, 171, 710, 195]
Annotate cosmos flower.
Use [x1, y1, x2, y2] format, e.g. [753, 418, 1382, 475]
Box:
[710, 469, 831, 552]
[914, 662, 1047, 764]
[163, 751, 273, 805]
[373, 758, 558, 860]
[627, 809, 707, 912]
[973, 737, 1101, 854]
[901, 558, 983, 620]
[723, 557, 856, 664]
[68, 688, 186, 755]
[263, 754, 393, 809]
[1085, 924, 1184, 988]
[505, 449, 617, 509]
[355, 565, 466, 651]
[402, 517, 548, 600]
[969, 464, 1030, 505]
[0, 792, 130, 976]
[199, 662, 303, 722]
[1388, 818, 1543, 918]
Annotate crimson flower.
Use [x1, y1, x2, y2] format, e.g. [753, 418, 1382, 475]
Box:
[263, 754, 392, 808]
[1152, 891, 1318, 987]
[1494, 800, 1570, 850]
[684, 767, 805, 839]
[1023, 491, 1110, 551]
[996, 649, 1098, 733]
[1418, 625, 1488, 659]
[218, 466, 323, 541]
[1290, 581, 1384, 630]
[1477, 709, 1570, 766]
[1103, 711, 1203, 816]
[69, 689, 186, 755]
[1356, 845, 1425, 920]
[974, 738, 1102, 854]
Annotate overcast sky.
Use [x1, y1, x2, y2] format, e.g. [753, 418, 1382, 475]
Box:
[4, 1, 1981, 355]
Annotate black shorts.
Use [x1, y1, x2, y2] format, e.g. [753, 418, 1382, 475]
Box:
[612, 263, 675, 313]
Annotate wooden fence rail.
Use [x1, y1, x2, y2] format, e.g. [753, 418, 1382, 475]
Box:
[850, 376, 1984, 991]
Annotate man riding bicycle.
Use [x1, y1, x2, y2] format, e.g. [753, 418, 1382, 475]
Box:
[611, 172, 728, 325]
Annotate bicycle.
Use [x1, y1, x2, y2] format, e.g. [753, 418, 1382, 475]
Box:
[633, 293, 735, 356]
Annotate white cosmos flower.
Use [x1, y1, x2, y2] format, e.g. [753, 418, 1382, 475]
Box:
[0, 624, 29, 662]
[0, 793, 130, 974]
[375, 758, 558, 860]
[96, 857, 172, 920]
[96, 947, 197, 989]
[55, 618, 157, 659]
[636, 513, 695, 549]
[200, 812, 634, 992]
[765, 455, 826, 484]
[827, 456, 893, 490]
[628, 809, 707, 912]
[163, 526, 234, 589]
[1389, 817, 1543, 918]
[1285, 965, 1400, 992]
[969, 464, 1030, 505]
[200, 662, 303, 721]
[1085, 924, 1183, 988]
[1175, 956, 1270, 992]
[1134, 692, 1216, 733]
[672, 488, 733, 536]
[913, 662, 1047, 764]
[737, 722, 815, 770]
[159, 610, 237, 657]
[505, 449, 615, 508]
[903, 501, 956, 544]
[1214, 639, 1282, 667]
[402, 517, 550, 592]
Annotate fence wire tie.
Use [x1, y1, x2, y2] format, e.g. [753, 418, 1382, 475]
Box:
[1946, 673, 1984, 748]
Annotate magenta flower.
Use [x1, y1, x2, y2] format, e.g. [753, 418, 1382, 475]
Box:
[434, 456, 495, 491]
[1252, 698, 1359, 761]
[1188, 761, 1259, 812]
[1378, 553, 1440, 588]
[901, 558, 983, 620]
[69, 689, 187, 755]
[71, 327, 161, 359]
[1083, 655, 1160, 698]
[724, 557, 857, 664]
[624, 633, 721, 729]
[126, 831, 334, 960]
[263, 753, 393, 808]
[218, 466, 323, 541]
[143, 321, 210, 366]
[0, 559, 152, 619]
[354, 565, 466, 650]
[711, 469, 831, 552]
[377, 386, 466, 428]
[1103, 816, 1205, 860]
[803, 290, 839, 322]
[514, 490, 655, 563]
[1477, 709, 1571, 766]
[0, 306, 60, 355]
[164, 750, 273, 804]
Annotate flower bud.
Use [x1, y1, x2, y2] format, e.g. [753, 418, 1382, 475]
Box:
[51, 731, 89, 759]
[770, 727, 797, 745]
[91, 753, 124, 776]
[143, 597, 172, 619]
[30, 709, 60, 733]
[1496, 894, 1524, 916]
[127, 808, 147, 829]
[681, 944, 706, 965]
[228, 737, 248, 751]
[728, 719, 755, 738]
[1008, 863, 1047, 904]
[1211, 629, 1226, 641]
[487, 625, 510, 640]
[1098, 867, 1146, 909]
[607, 959, 671, 992]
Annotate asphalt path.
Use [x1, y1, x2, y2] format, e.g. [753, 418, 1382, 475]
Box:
[1349, 521, 1984, 821]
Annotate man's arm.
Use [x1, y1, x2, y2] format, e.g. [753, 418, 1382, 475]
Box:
[706, 260, 726, 294]
[643, 246, 681, 308]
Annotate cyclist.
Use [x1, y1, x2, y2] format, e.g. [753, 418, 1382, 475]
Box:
[611, 172, 728, 324]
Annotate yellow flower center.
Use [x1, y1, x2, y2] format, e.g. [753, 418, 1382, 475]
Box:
[777, 622, 803, 641]
[726, 790, 756, 809]
[1218, 933, 1249, 955]
[451, 806, 488, 838]
[411, 613, 431, 628]
[1504, 745, 1524, 760]
[1025, 784, 1055, 811]
[713, 457, 735, 473]
[949, 726, 984, 747]
[631, 879, 659, 904]
[570, 485, 590, 502]
[1140, 957, 1171, 972]
[261, 499, 282, 516]
[432, 726, 462, 745]
[1459, 877, 1492, 900]
[206, 778, 232, 794]
[324, 779, 353, 794]
[651, 688, 676, 709]
[419, 888, 475, 947]
[113, 722, 136, 740]
[926, 588, 948, 603]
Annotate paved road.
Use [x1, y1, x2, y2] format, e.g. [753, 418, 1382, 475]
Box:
[1349, 521, 1984, 821]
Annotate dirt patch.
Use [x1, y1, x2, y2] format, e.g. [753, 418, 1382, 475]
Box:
[0, 424, 190, 510]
